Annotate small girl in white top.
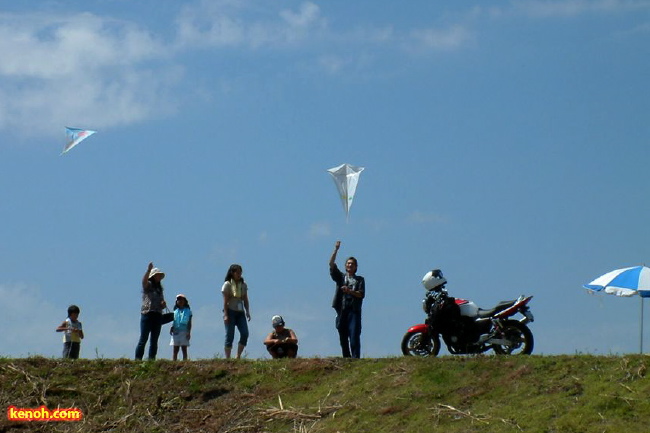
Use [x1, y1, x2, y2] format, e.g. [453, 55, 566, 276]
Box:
[170, 294, 192, 361]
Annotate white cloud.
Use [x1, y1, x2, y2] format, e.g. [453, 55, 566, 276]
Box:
[280, 2, 322, 29]
[0, 12, 179, 136]
[360, 217, 390, 232]
[0, 3, 480, 137]
[174, 0, 326, 49]
[173, 1, 472, 73]
[175, 7, 244, 48]
[0, 283, 62, 357]
[318, 55, 346, 74]
[504, 0, 650, 18]
[84, 311, 139, 359]
[0, 13, 163, 78]
[409, 24, 474, 51]
[6, 0, 644, 139]
[353, 25, 395, 44]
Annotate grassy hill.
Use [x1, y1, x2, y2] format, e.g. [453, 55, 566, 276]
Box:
[1, 355, 649, 432]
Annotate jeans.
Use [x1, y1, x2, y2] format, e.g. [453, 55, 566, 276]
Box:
[336, 309, 362, 358]
[224, 309, 249, 349]
[135, 311, 162, 360]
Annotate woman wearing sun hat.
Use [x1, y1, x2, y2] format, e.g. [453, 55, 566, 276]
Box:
[135, 262, 167, 360]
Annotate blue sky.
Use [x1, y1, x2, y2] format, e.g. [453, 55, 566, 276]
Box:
[0, 0, 649, 359]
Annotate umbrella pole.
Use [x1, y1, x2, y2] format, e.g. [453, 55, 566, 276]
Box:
[641, 297, 644, 354]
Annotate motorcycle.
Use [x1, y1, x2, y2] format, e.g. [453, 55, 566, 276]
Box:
[401, 270, 535, 357]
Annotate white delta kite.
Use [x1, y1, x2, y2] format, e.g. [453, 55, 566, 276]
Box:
[61, 127, 97, 155]
[327, 163, 365, 220]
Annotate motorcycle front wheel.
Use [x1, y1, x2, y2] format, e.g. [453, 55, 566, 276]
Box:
[401, 330, 441, 357]
[491, 320, 534, 355]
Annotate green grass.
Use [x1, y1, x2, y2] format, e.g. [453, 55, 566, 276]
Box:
[0, 355, 649, 432]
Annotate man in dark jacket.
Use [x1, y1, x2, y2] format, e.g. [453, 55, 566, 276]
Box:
[329, 240, 365, 358]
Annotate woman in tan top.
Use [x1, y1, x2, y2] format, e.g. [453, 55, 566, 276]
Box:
[221, 264, 251, 359]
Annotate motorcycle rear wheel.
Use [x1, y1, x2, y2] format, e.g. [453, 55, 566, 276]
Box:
[491, 320, 534, 355]
[401, 330, 441, 357]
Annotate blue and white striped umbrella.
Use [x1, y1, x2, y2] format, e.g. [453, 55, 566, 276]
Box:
[584, 266, 650, 298]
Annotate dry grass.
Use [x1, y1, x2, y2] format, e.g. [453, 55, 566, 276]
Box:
[1, 355, 650, 433]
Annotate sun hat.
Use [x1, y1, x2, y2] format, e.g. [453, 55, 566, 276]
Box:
[272, 315, 285, 328]
[149, 268, 165, 279]
[176, 293, 187, 300]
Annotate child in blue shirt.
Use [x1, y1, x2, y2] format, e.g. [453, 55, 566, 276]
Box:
[170, 294, 192, 360]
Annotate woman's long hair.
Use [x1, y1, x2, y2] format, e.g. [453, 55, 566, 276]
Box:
[224, 264, 244, 282]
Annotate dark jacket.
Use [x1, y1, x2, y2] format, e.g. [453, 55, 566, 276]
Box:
[330, 264, 365, 313]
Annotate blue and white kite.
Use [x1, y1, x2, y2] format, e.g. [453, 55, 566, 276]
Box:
[61, 127, 96, 155]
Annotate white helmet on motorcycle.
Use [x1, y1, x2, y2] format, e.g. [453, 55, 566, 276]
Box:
[422, 269, 447, 291]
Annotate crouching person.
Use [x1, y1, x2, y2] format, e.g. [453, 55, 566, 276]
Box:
[264, 315, 298, 359]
